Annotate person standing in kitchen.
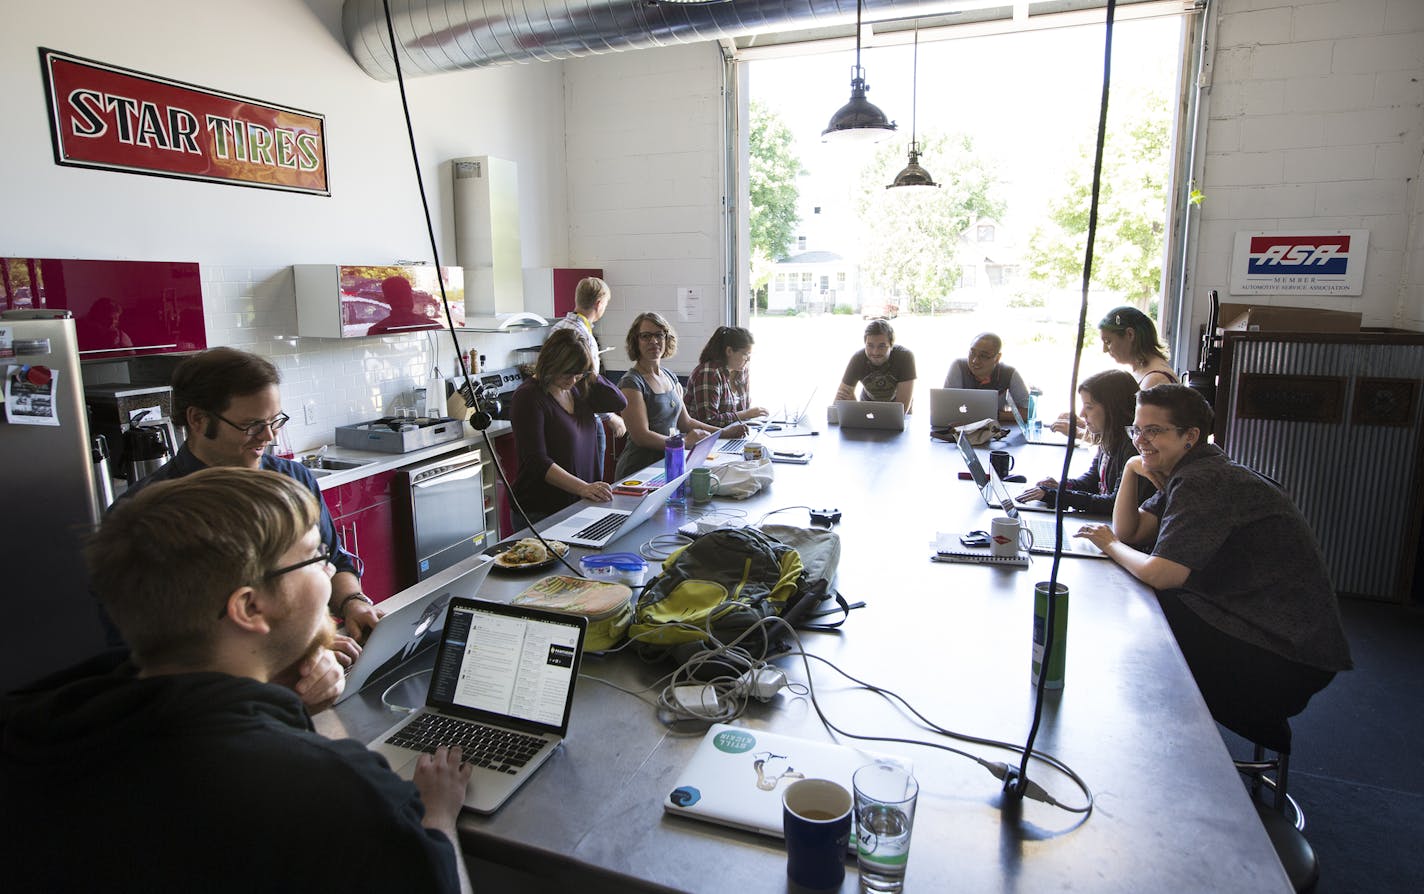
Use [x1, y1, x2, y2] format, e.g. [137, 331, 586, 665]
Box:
[1, 469, 472, 893]
[549, 276, 626, 479]
[124, 347, 384, 644]
[510, 328, 628, 524]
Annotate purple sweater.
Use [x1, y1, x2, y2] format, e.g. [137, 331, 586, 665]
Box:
[510, 374, 627, 516]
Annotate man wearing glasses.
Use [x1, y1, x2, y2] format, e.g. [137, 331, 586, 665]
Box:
[126, 347, 382, 649]
[943, 332, 1030, 424]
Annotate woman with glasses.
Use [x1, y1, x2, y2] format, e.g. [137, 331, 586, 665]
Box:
[510, 328, 627, 522]
[615, 312, 723, 481]
[1098, 306, 1178, 389]
[834, 318, 916, 412]
[1016, 370, 1146, 515]
[1077, 384, 1351, 737]
[684, 326, 766, 434]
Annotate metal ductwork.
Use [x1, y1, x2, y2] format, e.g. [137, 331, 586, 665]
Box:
[341, 0, 967, 80]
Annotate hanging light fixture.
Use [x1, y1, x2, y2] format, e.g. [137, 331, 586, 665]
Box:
[822, 0, 897, 143]
[888, 27, 938, 189]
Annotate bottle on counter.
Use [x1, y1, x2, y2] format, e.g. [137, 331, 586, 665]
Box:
[664, 427, 686, 507]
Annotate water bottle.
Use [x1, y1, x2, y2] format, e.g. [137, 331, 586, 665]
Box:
[664, 427, 686, 506]
[1027, 387, 1043, 436]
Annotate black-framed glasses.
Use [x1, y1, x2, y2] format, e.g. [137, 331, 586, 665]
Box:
[215, 411, 290, 438]
[637, 330, 667, 342]
[1125, 424, 1185, 441]
[215, 543, 336, 619]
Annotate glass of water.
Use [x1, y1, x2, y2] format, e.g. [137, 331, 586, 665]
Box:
[853, 761, 918, 892]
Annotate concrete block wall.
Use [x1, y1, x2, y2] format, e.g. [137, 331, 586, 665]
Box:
[1188, 0, 1424, 334]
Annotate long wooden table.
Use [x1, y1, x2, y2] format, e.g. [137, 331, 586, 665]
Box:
[317, 416, 1292, 892]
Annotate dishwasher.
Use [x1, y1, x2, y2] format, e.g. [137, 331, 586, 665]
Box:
[393, 447, 487, 582]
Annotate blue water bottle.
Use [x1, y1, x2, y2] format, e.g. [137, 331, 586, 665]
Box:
[1027, 387, 1043, 435]
[664, 428, 686, 506]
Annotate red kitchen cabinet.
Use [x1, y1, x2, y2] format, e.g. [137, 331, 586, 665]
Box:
[323, 469, 399, 605]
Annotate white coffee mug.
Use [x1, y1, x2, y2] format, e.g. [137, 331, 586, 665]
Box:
[990, 516, 1032, 558]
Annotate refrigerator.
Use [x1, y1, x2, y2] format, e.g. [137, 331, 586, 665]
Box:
[0, 310, 109, 691]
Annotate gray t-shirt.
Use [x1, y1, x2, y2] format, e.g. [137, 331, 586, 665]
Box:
[1141, 445, 1351, 671]
[550, 313, 600, 374]
[615, 367, 683, 479]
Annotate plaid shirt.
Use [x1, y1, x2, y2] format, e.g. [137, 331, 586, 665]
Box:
[684, 362, 748, 427]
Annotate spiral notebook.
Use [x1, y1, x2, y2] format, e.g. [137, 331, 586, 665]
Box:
[931, 533, 1030, 567]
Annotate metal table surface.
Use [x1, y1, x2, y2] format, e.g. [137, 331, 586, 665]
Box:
[318, 417, 1291, 892]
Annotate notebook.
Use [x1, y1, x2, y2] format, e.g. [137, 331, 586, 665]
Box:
[665, 723, 909, 844]
[613, 431, 722, 494]
[1007, 401, 1073, 447]
[540, 468, 694, 548]
[834, 399, 906, 432]
[336, 554, 496, 704]
[929, 388, 1000, 429]
[368, 597, 587, 814]
[931, 533, 1030, 567]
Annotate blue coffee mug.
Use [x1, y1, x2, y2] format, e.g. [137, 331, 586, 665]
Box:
[782, 778, 853, 890]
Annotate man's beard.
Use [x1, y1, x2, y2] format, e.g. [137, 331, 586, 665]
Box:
[269, 615, 337, 692]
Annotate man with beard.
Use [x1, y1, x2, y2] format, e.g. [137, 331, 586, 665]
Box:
[0, 469, 473, 892]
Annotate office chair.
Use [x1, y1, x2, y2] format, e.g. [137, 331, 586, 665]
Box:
[1227, 716, 1320, 894]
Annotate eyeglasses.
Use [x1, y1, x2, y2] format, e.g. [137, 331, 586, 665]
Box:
[637, 331, 667, 342]
[968, 350, 998, 363]
[215, 411, 290, 438]
[216, 543, 336, 619]
[1125, 424, 1185, 441]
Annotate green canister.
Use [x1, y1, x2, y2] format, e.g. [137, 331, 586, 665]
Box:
[1032, 581, 1069, 689]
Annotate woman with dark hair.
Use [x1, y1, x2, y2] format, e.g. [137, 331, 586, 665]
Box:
[615, 312, 723, 480]
[684, 326, 767, 434]
[1098, 306, 1178, 389]
[834, 318, 916, 412]
[1017, 369, 1145, 515]
[1077, 384, 1351, 737]
[510, 328, 627, 521]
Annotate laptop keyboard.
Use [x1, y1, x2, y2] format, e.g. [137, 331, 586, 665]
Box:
[386, 713, 547, 774]
[1022, 518, 1100, 554]
[574, 512, 625, 542]
[719, 438, 746, 453]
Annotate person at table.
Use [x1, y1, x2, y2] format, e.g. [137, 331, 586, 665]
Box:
[834, 318, 915, 412]
[1099, 305, 1178, 389]
[0, 468, 473, 893]
[1017, 370, 1147, 515]
[615, 311, 724, 480]
[1077, 385, 1351, 737]
[510, 328, 628, 523]
[549, 276, 626, 473]
[124, 347, 381, 652]
[684, 325, 766, 434]
[942, 331, 1029, 423]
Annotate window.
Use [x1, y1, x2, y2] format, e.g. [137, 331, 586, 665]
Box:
[836, 272, 847, 289]
[977, 225, 995, 242]
[819, 275, 829, 291]
[775, 274, 786, 292]
[800, 272, 812, 288]
[796, 236, 807, 251]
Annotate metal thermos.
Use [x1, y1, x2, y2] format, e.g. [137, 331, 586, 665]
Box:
[91, 436, 116, 514]
[119, 412, 175, 482]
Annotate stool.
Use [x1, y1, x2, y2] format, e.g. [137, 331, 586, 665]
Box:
[1230, 721, 1319, 893]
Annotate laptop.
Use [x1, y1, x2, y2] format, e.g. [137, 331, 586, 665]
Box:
[665, 723, 909, 844]
[540, 468, 694, 548]
[614, 431, 722, 492]
[336, 554, 496, 704]
[930, 388, 1000, 429]
[835, 399, 906, 432]
[772, 386, 819, 427]
[1007, 400, 1073, 447]
[954, 432, 1107, 559]
[716, 418, 768, 457]
[369, 597, 587, 814]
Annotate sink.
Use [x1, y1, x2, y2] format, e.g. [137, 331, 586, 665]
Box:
[300, 456, 372, 472]
[307, 468, 334, 479]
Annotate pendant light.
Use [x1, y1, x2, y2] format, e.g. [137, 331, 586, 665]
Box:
[887, 27, 938, 189]
[822, 0, 897, 143]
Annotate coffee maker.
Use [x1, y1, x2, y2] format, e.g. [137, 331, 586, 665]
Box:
[84, 384, 182, 488]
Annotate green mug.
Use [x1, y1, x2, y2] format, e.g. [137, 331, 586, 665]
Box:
[690, 467, 720, 502]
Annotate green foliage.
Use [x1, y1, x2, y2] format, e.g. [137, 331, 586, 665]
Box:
[1024, 89, 1171, 304]
[854, 132, 1005, 315]
[833, 304, 854, 315]
[749, 101, 801, 265]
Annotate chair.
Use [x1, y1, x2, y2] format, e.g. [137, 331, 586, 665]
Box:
[1228, 718, 1319, 893]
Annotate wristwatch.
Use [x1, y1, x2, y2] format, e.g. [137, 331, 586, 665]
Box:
[337, 592, 374, 617]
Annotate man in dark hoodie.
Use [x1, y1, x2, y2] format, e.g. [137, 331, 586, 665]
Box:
[0, 468, 473, 893]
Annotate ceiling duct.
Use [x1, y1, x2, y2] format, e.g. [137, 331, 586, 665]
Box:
[341, 0, 974, 80]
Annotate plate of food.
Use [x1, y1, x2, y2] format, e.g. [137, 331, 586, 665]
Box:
[488, 537, 571, 573]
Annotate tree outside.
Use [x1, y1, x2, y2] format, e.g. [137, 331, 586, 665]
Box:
[748, 101, 802, 310]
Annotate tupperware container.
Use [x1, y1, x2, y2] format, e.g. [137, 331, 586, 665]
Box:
[579, 552, 650, 588]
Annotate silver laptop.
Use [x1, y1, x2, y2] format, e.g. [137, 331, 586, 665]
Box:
[620, 430, 722, 488]
[540, 468, 694, 548]
[930, 388, 1000, 429]
[773, 386, 819, 427]
[954, 432, 1107, 559]
[336, 554, 496, 703]
[835, 399, 906, 432]
[1007, 400, 1073, 447]
[369, 597, 587, 814]
[665, 723, 908, 845]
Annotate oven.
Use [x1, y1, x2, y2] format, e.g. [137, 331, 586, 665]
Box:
[394, 447, 487, 582]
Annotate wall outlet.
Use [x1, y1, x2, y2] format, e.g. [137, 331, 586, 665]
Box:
[303, 401, 317, 425]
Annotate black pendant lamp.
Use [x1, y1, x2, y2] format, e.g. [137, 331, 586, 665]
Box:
[888, 27, 938, 189]
[823, 0, 897, 143]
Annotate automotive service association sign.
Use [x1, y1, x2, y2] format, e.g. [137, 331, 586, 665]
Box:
[39, 48, 329, 196]
[1229, 230, 1368, 296]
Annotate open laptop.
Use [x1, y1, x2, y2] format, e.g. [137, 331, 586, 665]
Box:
[930, 388, 1000, 429]
[336, 554, 496, 703]
[717, 417, 768, 456]
[954, 432, 1107, 559]
[369, 597, 587, 814]
[540, 468, 694, 548]
[1007, 400, 1073, 447]
[615, 430, 721, 492]
[835, 399, 906, 432]
[772, 386, 819, 427]
[665, 723, 909, 846]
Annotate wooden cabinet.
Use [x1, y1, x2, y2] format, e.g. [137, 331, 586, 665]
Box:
[324, 469, 399, 604]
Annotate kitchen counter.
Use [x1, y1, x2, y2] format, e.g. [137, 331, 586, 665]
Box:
[300, 419, 512, 489]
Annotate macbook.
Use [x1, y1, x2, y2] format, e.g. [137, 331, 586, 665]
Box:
[772, 386, 819, 427]
[336, 554, 496, 703]
[834, 399, 906, 432]
[540, 468, 694, 548]
[369, 597, 587, 814]
[615, 431, 722, 492]
[930, 388, 1000, 429]
[1008, 401, 1073, 447]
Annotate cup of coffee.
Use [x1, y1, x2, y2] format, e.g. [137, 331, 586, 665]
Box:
[990, 516, 1032, 558]
[989, 450, 1015, 479]
[690, 467, 720, 502]
[782, 778, 853, 891]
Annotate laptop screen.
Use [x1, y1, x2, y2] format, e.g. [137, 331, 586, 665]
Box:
[428, 599, 585, 734]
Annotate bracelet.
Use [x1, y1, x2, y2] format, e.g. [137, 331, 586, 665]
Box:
[337, 592, 374, 617]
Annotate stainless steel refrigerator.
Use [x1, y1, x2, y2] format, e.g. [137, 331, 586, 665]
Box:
[0, 310, 109, 691]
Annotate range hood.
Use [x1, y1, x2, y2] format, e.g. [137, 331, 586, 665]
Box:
[451, 155, 544, 330]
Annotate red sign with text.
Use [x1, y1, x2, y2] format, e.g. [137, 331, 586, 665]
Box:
[41, 48, 329, 196]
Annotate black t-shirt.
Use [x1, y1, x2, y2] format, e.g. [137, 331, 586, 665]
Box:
[841, 345, 916, 402]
